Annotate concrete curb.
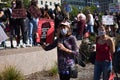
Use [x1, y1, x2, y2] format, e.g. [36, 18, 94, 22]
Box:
[0, 48, 57, 75]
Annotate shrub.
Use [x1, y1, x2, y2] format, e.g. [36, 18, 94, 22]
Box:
[1, 65, 25, 80]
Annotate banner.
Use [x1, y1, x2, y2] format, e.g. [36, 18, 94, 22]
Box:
[109, 3, 120, 12]
[12, 9, 27, 18]
[102, 15, 114, 25]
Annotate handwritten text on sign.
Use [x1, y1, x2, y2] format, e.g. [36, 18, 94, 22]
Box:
[12, 9, 27, 18]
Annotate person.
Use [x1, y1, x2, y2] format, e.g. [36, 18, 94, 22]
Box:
[40, 21, 79, 80]
[76, 11, 86, 40]
[13, 0, 27, 48]
[86, 10, 94, 34]
[94, 25, 115, 80]
[0, 8, 8, 46]
[54, 5, 65, 35]
[93, 11, 99, 34]
[6, 0, 16, 48]
[27, 0, 41, 47]
[44, 3, 54, 19]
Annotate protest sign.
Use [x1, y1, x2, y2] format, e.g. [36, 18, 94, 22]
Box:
[102, 15, 114, 25]
[36, 19, 54, 44]
[12, 9, 27, 18]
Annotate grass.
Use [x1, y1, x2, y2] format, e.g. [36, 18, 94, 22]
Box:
[0, 65, 25, 80]
[47, 62, 58, 76]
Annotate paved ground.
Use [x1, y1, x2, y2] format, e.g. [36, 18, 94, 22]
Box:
[1, 40, 120, 80]
[25, 63, 94, 80]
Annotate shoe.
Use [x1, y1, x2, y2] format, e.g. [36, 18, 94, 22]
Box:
[21, 43, 26, 48]
[11, 45, 14, 48]
[16, 44, 21, 49]
[26, 44, 32, 47]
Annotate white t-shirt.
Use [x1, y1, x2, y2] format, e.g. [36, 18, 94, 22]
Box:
[88, 14, 94, 25]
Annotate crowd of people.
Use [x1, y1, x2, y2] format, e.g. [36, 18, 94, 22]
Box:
[0, 0, 120, 49]
[0, 0, 120, 80]
[0, 0, 66, 48]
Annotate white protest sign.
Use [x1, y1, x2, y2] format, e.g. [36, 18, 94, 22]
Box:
[102, 15, 114, 25]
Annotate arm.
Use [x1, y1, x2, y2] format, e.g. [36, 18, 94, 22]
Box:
[86, 14, 90, 23]
[70, 36, 79, 55]
[58, 36, 79, 55]
[58, 43, 73, 54]
[41, 39, 58, 51]
[108, 38, 115, 54]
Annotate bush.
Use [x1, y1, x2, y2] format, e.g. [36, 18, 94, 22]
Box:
[1, 65, 25, 80]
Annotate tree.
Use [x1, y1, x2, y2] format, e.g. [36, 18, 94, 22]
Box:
[1, 0, 30, 8]
[23, 0, 30, 8]
[82, 6, 97, 14]
[69, 6, 79, 20]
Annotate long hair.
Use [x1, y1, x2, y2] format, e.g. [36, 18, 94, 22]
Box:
[15, 0, 24, 8]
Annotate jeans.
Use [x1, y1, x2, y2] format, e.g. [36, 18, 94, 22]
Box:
[28, 18, 38, 45]
[94, 61, 112, 80]
[87, 25, 94, 33]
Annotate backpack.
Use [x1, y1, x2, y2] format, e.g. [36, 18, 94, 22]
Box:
[113, 46, 120, 73]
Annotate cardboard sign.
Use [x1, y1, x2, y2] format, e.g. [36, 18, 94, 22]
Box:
[36, 19, 54, 43]
[102, 15, 114, 25]
[12, 9, 27, 18]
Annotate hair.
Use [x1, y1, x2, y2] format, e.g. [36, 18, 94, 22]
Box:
[31, 0, 38, 6]
[58, 24, 72, 38]
[15, 0, 24, 8]
[98, 24, 107, 32]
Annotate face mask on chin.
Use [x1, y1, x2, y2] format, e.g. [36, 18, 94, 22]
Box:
[98, 31, 106, 36]
[60, 29, 68, 36]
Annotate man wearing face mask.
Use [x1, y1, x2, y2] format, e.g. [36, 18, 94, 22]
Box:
[93, 25, 115, 80]
[40, 21, 79, 80]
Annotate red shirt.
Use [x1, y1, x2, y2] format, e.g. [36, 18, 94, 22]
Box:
[96, 42, 112, 61]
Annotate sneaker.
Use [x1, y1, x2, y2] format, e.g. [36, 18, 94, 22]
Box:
[26, 44, 32, 47]
[21, 43, 26, 48]
[16, 44, 21, 49]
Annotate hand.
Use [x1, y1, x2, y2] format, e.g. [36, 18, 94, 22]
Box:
[58, 43, 72, 54]
[58, 43, 65, 50]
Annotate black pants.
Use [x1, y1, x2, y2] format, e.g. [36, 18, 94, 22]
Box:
[15, 19, 27, 45]
[59, 73, 70, 80]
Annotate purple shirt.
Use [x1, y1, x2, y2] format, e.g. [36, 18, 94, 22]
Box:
[44, 35, 79, 73]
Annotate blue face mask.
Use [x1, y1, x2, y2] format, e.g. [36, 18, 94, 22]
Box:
[60, 29, 68, 35]
[98, 31, 106, 36]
